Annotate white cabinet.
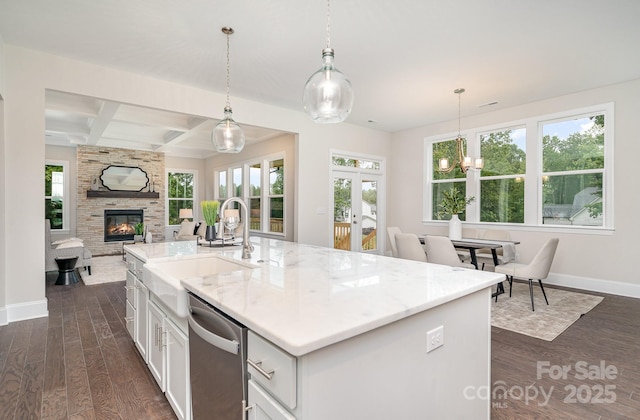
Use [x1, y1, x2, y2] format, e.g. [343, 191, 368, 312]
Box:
[248, 380, 296, 420]
[247, 331, 296, 420]
[165, 317, 190, 420]
[147, 300, 166, 390]
[124, 269, 135, 338]
[134, 276, 148, 361]
[147, 298, 191, 420]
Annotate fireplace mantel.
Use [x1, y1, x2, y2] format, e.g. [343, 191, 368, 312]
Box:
[87, 190, 160, 199]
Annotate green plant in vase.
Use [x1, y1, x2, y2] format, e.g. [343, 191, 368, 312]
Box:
[134, 222, 144, 242]
[436, 186, 474, 240]
[201, 200, 220, 241]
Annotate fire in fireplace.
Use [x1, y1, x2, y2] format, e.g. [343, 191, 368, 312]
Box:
[104, 209, 143, 242]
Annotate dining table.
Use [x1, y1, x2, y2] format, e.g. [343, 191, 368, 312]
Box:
[417, 235, 520, 298]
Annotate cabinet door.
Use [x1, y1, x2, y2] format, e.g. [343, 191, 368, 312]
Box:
[165, 319, 191, 420]
[147, 301, 166, 391]
[134, 278, 148, 362]
[125, 300, 135, 338]
[248, 380, 296, 420]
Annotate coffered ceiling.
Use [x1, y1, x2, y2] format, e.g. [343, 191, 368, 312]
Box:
[2, 0, 640, 158]
[44, 90, 286, 159]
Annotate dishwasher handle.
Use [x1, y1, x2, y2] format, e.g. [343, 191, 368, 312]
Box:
[188, 307, 240, 355]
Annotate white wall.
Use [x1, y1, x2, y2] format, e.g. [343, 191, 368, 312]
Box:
[389, 78, 640, 297]
[0, 35, 6, 324]
[1, 45, 391, 321]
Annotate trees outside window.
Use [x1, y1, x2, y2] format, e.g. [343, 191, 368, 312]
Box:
[45, 164, 65, 229]
[426, 104, 612, 229]
[167, 171, 195, 225]
[215, 153, 286, 236]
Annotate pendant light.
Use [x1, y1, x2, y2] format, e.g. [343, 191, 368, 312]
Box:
[302, 0, 354, 123]
[438, 88, 484, 173]
[212, 27, 245, 153]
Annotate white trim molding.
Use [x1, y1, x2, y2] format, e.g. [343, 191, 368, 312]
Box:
[545, 273, 640, 299]
[6, 299, 49, 323]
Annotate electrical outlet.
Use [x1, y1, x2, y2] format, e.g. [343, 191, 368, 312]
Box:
[426, 325, 444, 353]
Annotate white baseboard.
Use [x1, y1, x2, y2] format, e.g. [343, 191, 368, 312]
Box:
[5, 299, 49, 323]
[546, 273, 640, 299]
[0, 307, 7, 326]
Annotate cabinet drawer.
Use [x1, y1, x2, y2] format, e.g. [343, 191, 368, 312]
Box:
[125, 270, 136, 306]
[125, 300, 135, 338]
[247, 331, 296, 410]
[125, 252, 144, 278]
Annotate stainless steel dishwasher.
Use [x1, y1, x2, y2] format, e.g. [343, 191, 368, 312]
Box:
[187, 292, 248, 419]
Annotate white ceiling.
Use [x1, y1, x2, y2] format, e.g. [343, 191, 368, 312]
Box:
[2, 0, 639, 157]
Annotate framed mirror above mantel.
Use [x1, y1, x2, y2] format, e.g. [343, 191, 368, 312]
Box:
[87, 164, 159, 198]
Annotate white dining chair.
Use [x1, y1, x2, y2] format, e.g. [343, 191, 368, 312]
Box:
[394, 233, 427, 262]
[423, 235, 475, 269]
[476, 229, 512, 270]
[387, 226, 402, 257]
[494, 238, 559, 311]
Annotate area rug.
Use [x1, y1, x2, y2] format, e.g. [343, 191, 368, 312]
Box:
[80, 255, 127, 285]
[491, 282, 603, 341]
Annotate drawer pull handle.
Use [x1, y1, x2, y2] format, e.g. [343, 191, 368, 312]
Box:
[247, 358, 274, 380]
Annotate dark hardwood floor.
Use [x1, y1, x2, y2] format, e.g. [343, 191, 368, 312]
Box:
[1, 274, 639, 419]
[491, 284, 640, 419]
[0, 273, 175, 420]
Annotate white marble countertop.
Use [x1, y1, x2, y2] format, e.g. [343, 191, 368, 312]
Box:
[129, 238, 504, 356]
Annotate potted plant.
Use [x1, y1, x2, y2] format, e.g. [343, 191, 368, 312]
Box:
[436, 186, 475, 240]
[134, 222, 144, 242]
[201, 200, 220, 241]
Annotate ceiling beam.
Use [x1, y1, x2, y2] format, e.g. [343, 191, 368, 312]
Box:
[155, 117, 210, 152]
[86, 101, 120, 145]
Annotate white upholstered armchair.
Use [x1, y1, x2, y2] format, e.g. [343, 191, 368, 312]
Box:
[45, 219, 92, 274]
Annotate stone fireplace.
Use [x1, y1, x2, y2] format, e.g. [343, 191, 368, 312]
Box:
[76, 145, 165, 256]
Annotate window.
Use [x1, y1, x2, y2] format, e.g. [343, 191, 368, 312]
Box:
[167, 171, 196, 225]
[425, 103, 613, 230]
[268, 159, 284, 234]
[431, 138, 468, 220]
[214, 153, 286, 236]
[45, 162, 67, 230]
[479, 128, 526, 223]
[541, 115, 605, 227]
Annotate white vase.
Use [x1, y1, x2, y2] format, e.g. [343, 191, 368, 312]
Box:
[449, 214, 462, 240]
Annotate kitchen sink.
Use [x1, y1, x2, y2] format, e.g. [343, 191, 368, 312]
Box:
[143, 256, 255, 317]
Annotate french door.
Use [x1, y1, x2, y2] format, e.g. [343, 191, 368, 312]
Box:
[332, 170, 383, 254]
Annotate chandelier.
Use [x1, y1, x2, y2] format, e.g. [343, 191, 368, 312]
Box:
[302, 0, 354, 123]
[212, 27, 245, 153]
[438, 88, 484, 173]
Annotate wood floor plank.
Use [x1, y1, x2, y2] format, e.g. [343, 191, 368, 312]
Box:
[83, 346, 121, 419]
[65, 340, 93, 416]
[75, 309, 98, 350]
[0, 322, 32, 419]
[41, 325, 67, 419]
[13, 360, 44, 419]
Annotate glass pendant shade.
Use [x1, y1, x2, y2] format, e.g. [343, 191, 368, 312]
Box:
[212, 106, 245, 153]
[303, 48, 354, 123]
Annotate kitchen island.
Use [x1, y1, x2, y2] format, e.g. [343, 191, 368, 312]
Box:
[137, 238, 504, 419]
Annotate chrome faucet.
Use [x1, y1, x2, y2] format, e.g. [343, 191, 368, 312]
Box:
[218, 198, 254, 259]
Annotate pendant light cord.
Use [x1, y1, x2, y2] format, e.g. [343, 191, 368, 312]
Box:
[225, 32, 231, 109]
[326, 0, 331, 48]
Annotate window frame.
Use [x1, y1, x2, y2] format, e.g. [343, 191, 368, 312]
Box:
[45, 160, 69, 232]
[214, 152, 286, 237]
[166, 169, 198, 227]
[424, 102, 614, 233]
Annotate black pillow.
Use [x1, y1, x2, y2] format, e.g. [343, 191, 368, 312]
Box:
[193, 222, 201, 235]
